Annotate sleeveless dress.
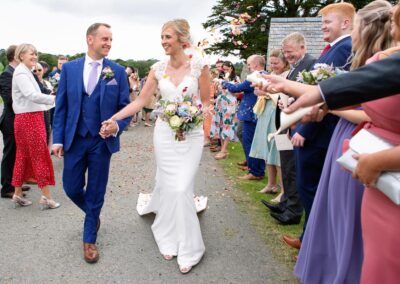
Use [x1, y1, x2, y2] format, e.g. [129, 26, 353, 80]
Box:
[137, 57, 207, 267]
[359, 52, 400, 284]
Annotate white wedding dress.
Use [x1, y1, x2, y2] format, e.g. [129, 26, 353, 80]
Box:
[137, 56, 207, 267]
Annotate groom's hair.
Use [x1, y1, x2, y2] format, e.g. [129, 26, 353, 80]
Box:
[86, 23, 111, 37]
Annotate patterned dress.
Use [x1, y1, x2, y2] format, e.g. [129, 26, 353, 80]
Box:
[12, 112, 55, 188]
[210, 78, 239, 140]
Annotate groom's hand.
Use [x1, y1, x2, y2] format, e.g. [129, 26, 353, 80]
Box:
[100, 119, 118, 139]
[52, 145, 64, 158]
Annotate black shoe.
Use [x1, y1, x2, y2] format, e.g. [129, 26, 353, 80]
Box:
[261, 200, 285, 213]
[22, 185, 31, 191]
[270, 211, 301, 225]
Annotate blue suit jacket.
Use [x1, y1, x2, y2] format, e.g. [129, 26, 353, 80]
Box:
[296, 36, 352, 148]
[223, 80, 257, 122]
[53, 57, 131, 154]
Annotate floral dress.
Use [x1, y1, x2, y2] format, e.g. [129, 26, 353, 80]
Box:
[210, 77, 239, 140]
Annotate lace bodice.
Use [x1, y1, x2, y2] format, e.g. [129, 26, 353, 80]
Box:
[151, 56, 208, 106]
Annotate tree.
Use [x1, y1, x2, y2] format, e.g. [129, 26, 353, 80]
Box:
[202, 0, 396, 60]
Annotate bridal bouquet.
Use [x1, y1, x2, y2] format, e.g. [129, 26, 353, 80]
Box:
[154, 94, 204, 141]
[296, 63, 337, 85]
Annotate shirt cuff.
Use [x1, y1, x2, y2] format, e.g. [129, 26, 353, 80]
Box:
[112, 122, 119, 137]
[52, 143, 63, 147]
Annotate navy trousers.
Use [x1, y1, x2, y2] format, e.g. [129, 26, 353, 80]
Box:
[295, 145, 327, 240]
[63, 135, 111, 244]
[242, 120, 265, 177]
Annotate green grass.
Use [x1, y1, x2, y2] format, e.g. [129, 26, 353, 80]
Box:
[217, 142, 303, 268]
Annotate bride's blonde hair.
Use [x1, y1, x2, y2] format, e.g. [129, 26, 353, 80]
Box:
[162, 19, 192, 47]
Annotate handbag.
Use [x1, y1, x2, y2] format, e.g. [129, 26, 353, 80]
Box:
[336, 128, 400, 205]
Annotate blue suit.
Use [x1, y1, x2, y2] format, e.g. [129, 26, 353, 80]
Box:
[53, 57, 131, 244]
[223, 80, 265, 177]
[295, 36, 352, 239]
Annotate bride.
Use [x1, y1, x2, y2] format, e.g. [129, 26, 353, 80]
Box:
[101, 19, 210, 274]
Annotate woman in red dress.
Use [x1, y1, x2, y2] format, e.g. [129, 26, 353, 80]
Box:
[11, 44, 59, 209]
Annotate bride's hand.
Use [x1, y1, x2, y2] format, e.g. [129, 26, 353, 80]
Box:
[100, 118, 117, 139]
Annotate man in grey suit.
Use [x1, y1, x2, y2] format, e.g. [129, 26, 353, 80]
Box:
[261, 32, 316, 229]
[0, 45, 30, 198]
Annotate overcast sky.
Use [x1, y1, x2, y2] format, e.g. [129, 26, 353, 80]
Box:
[1, 0, 237, 62]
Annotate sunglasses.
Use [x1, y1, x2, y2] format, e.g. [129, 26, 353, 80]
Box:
[33, 69, 43, 73]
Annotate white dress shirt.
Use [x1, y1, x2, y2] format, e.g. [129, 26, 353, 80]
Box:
[83, 54, 103, 94]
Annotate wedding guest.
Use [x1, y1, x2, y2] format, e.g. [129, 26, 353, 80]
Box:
[39, 60, 50, 78]
[250, 49, 289, 200]
[261, 32, 315, 226]
[143, 89, 157, 127]
[48, 55, 68, 79]
[282, 2, 355, 250]
[203, 68, 219, 146]
[11, 43, 59, 209]
[33, 62, 53, 146]
[127, 67, 140, 126]
[222, 55, 266, 180]
[353, 5, 400, 282]
[294, 1, 392, 283]
[215, 59, 225, 78]
[0, 45, 31, 198]
[210, 61, 239, 160]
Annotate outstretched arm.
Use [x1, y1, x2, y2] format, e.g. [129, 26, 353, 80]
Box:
[100, 70, 158, 137]
[113, 70, 158, 121]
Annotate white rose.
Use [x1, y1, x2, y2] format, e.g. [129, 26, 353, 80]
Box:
[169, 115, 182, 128]
[189, 106, 198, 115]
[165, 104, 177, 116]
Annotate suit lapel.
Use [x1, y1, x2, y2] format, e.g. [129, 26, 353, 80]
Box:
[76, 58, 85, 106]
[100, 59, 107, 106]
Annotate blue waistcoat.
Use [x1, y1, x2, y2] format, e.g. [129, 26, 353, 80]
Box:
[77, 85, 101, 137]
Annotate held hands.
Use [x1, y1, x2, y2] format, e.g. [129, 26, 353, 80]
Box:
[100, 119, 118, 139]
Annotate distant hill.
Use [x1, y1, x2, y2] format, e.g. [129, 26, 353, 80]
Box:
[0, 48, 157, 78]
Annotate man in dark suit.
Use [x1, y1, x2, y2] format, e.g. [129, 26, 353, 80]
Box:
[52, 23, 131, 263]
[0, 45, 30, 198]
[262, 32, 316, 229]
[281, 3, 355, 249]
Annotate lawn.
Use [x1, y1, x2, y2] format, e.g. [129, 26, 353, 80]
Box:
[216, 141, 303, 269]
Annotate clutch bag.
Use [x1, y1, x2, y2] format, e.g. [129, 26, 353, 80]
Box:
[336, 129, 400, 205]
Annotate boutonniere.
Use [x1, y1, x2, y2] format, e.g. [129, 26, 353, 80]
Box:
[102, 66, 114, 79]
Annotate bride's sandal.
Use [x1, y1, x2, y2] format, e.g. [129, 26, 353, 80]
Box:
[179, 266, 192, 274]
[163, 255, 173, 261]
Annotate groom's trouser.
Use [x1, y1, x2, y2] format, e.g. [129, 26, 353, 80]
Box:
[63, 135, 111, 244]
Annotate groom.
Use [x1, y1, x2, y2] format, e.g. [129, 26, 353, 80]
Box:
[52, 23, 131, 263]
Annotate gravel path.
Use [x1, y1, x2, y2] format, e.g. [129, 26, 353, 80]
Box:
[0, 123, 297, 283]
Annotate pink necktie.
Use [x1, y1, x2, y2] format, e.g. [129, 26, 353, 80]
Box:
[320, 44, 331, 56]
[87, 61, 100, 95]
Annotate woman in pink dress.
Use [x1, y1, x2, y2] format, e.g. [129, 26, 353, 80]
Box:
[354, 5, 400, 282]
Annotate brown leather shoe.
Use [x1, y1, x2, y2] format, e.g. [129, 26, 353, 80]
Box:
[238, 173, 263, 181]
[83, 243, 100, 263]
[282, 235, 301, 250]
